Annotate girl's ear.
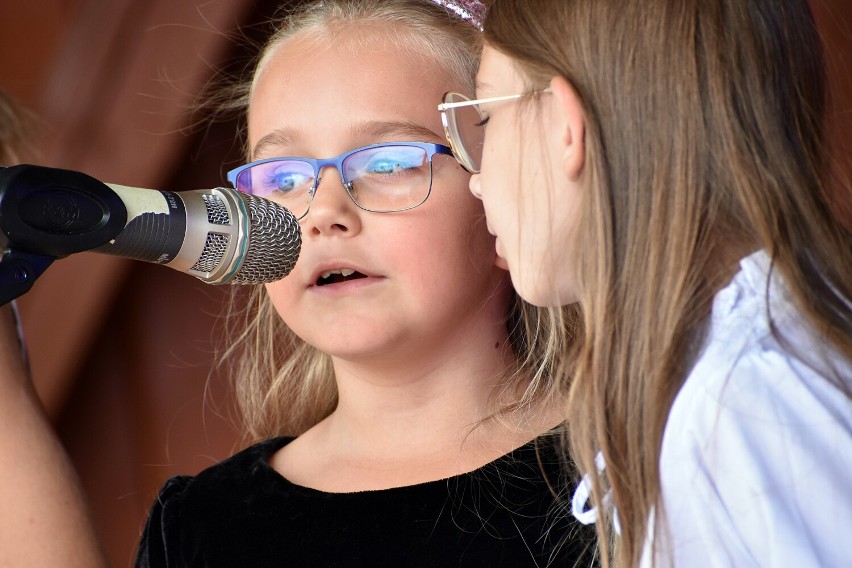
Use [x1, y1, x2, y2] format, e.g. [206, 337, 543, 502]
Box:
[549, 75, 585, 181]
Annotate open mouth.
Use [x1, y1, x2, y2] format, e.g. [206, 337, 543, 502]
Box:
[316, 268, 368, 286]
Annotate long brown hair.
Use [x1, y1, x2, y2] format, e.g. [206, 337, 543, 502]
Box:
[217, 0, 571, 443]
[485, 0, 852, 565]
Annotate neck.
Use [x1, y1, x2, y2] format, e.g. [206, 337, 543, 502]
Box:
[270, 331, 563, 492]
[325, 333, 517, 458]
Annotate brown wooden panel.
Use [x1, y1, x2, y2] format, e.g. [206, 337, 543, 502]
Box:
[0, 0, 83, 104]
[2, 1, 267, 565]
[8, 0, 257, 418]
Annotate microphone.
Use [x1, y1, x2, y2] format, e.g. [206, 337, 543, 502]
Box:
[0, 164, 301, 287]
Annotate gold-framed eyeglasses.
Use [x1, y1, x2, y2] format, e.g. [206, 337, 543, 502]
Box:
[438, 89, 552, 173]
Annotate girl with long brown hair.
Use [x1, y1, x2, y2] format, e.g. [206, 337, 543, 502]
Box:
[439, 0, 852, 565]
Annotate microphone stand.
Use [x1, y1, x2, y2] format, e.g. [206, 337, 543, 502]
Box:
[0, 165, 127, 305]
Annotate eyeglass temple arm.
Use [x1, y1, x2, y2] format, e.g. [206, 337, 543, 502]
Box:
[438, 89, 552, 110]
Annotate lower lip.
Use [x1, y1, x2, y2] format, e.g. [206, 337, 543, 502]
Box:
[308, 276, 385, 295]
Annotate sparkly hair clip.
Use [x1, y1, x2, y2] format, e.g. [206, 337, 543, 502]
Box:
[429, 0, 486, 31]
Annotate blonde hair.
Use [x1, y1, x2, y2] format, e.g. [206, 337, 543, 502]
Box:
[219, 0, 570, 443]
[485, 0, 852, 565]
[0, 91, 37, 164]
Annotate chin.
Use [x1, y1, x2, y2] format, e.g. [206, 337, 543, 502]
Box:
[511, 278, 547, 307]
[511, 274, 569, 308]
[309, 329, 410, 361]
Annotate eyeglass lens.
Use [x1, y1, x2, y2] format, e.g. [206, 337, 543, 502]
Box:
[231, 145, 433, 218]
[442, 93, 484, 173]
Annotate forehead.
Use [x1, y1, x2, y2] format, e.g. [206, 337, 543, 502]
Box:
[248, 29, 459, 155]
[476, 45, 525, 95]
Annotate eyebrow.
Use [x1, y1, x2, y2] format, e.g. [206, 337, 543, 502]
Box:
[252, 127, 300, 160]
[251, 120, 444, 160]
[352, 120, 443, 143]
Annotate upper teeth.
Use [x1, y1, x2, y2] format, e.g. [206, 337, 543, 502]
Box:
[320, 268, 355, 279]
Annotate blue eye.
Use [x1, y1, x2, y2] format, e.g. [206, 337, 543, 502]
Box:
[266, 170, 311, 192]
[354, 148, 425, 177]
[368, 158, 406, 175]
[249, 161, 314, 196]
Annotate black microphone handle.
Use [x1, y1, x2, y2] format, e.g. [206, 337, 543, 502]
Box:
[0, 164, 127, 256]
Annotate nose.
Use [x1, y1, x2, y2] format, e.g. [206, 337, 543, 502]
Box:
[468, 172, 483, 200]
[303, 166, 362, 238]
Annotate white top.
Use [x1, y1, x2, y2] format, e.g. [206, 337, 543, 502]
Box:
[652, 251, 852, 567]
[571, 251, 852, 567]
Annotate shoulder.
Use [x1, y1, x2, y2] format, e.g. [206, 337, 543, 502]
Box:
[664, 324, 852, 519]
[140, 437, 293, 534]
[161, 436, 292, 505]
[464, 428, 576, 498]
[658, 252, 852, 566]
[197, 437, 293, 478]
[136, 437, 294, 567]
[449, 430, 597, 565]
[670, 251, 851, 450]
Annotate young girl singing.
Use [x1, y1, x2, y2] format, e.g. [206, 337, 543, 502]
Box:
[135, 1, 595, 566]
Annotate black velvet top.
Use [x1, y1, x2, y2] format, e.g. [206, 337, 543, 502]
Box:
[136, 433, 597, 567]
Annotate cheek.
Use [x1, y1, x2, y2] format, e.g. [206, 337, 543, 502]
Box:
[263, 282, 293, 323]
[262, 261, 308, 321]
[425, 185, 495, 270]
[480, 127, 502, 180]
[478, 130, 519, 228]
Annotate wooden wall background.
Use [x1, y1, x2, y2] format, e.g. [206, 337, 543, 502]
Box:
[1, 1, 289, 566]
[0, 1, 850, 566]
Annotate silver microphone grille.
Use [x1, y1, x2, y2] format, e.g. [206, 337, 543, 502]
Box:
[231, 192, 301, 284]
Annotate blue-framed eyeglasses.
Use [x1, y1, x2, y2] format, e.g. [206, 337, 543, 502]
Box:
[227, 142, 454, 219]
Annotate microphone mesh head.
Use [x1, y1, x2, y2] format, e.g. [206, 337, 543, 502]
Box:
[231, 192, 301, 284]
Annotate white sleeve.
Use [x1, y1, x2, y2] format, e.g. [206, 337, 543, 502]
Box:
[658, 344, 852, 568]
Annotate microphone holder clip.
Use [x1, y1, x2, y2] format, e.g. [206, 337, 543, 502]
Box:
[0, 164, 127, 305]
[0, 250, 55, 305]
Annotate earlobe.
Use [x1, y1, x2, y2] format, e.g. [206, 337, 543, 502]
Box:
[549, 76, 585, 181]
